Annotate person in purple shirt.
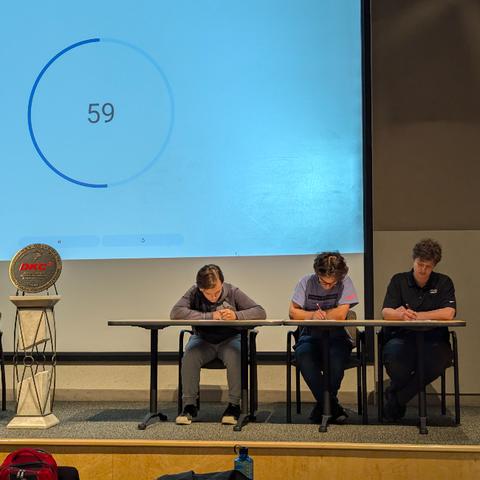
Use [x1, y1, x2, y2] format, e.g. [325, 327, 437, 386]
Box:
[289, 252, 359, 424]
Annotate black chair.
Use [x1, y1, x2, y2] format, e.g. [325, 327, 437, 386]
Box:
[58, 466, 80, 480]
[178, 329, 259, 418]
[286, 311, 368, 424]
[0, 329, 6, 411]
[377, 329, 460, 424]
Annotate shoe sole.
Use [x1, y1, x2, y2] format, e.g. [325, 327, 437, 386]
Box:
[175, 415, 192, 425]
[330, 414, 347, 424]
[221, 415, 237, 425]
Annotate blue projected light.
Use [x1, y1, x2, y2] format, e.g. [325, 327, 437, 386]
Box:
[27, 38, 174, 188]
[0, 1, 364, 260]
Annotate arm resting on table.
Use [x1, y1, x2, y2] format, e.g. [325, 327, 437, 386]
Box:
[170, 286, 213, 320]
[289, 301, 350, 320]
[382, 306, 456, 321]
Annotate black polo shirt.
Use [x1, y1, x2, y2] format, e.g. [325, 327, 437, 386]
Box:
[382, 270, 457, 341]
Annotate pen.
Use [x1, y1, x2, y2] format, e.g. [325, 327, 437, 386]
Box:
[316, 303, 327, 320]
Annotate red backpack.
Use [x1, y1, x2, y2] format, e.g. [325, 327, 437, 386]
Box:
[0, 448, 58, 480]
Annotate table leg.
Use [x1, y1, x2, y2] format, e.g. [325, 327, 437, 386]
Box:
[249, 330, 258, 420]
[138, 328, 167, 430]
[319, 331, 331, 433]
[416, 331, 428, 435]
[377, 329, 384, 423]
[234, 329, 250, 431]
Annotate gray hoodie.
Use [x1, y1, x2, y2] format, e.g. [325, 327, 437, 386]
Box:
[170, 282, 266, 343]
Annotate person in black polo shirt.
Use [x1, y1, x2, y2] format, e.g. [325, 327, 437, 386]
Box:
[381, 238, 456, 421]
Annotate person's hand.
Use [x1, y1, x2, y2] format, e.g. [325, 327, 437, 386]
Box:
[311, 309, 327, 320]
[212, 311, 222, 320]
[395, 306, 417, 320]
[217, 308, 237, 320]
[402, 308, 417, 320]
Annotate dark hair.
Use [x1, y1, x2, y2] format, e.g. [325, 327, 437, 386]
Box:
[412, 238, 442, 265]
[313, 252, 348, 281]
[196, 264, 224, 289]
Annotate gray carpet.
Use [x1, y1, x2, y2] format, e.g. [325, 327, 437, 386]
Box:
[1, 402, 479, 445]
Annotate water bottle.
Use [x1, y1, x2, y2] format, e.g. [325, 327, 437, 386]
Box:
[234, 445, 253, 479]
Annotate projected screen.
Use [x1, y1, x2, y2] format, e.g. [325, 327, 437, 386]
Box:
[0, 1, 364, 260]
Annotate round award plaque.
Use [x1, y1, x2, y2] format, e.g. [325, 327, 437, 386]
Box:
[9, 244, 62, 293]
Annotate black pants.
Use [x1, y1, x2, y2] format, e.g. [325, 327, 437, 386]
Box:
[383, 334, 453, 406]
[294, 334, 352, 405]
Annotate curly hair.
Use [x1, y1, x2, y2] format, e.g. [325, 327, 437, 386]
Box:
[313, 252, 348, 281]
[196, 264, 224, 289]
[412, 239, 442, 265]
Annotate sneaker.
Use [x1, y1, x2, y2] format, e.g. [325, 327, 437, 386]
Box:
[330, 401, 349, 424]
[309, 403, 323, 424]
[221, 403, 241, 425]
[176, 404, 198, 425]
[384, 388, 406, 421]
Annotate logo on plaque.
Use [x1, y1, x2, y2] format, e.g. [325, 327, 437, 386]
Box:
[9, 244, 62, 293]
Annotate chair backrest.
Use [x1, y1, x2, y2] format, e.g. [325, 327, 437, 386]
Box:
[345, 310, 357, 344]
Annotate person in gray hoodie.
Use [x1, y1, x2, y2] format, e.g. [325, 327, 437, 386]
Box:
[171, 264, 266, 425]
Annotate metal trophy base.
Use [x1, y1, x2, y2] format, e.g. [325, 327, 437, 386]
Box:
[7, 413, 60, 429]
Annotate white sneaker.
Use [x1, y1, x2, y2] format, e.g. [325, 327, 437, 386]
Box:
[221, 403, 240, 425]
[175, 404, 197, 425]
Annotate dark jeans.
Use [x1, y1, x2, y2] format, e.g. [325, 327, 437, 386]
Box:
[383, 334, 453, 406]
[294, 334, 352, 405]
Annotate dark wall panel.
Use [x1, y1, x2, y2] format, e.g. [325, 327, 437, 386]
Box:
[372, 0, 480, 230]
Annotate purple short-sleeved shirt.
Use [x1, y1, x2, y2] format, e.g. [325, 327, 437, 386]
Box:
[292, 274, 358, 339]
[292, 274, 358, 310]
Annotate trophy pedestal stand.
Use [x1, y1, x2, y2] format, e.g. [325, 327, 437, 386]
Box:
[7, 414, 59, 429]
[7, 295, 60, 429]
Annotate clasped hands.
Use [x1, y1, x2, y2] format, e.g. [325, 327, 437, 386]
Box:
[395, 305, 418, 321]
[212, 308, 237, 320]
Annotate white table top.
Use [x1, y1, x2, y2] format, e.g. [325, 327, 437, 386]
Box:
[108, 318, 466, 328]
[108, 319, 284, 328]
[282, 319, 466, 328]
